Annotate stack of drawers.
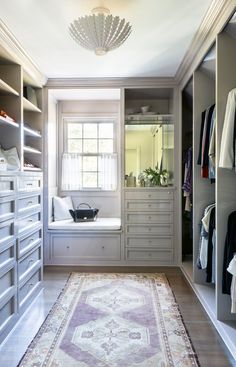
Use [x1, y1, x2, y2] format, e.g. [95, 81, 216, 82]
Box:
[124, 189, 174, 263]
[0, 173, 43, 343]
[17, 175, 43, 313]
[0, 175, 17, 342]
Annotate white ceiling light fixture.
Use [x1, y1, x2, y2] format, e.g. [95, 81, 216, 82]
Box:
[69, 6, 132, 56]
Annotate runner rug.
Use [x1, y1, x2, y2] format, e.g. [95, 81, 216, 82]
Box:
[18, 273, 199, 367]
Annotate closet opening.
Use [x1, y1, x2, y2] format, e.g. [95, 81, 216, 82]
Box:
[181, 78, 193, 279]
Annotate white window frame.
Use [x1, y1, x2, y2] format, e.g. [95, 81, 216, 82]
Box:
[61, 116, 118, 192]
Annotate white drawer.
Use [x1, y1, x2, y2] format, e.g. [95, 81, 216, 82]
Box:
[18, 194, 41, 215]
[125, 200, 173, 212]
[18, 211, 41, 235]
[0, 176, 16, 197]
[0, 219, 14, 245]
[0, 242, 15, 269]
[125, 212, 173, 224]
[126, 248, 173, 262]
[17, 227, 41, 258]
[18, 245, 41, 283]
[0, 195, 15, 222]
[19, 268, 42, 309]
[0, 295, 16, 335]
[52, 235, 121, 261]
[0, 265, 16, 302]
[125, 190, 173, 200]
[18, 176, 42, 193]
[126, 223, 173, 236]
[126, 236, 173, 249]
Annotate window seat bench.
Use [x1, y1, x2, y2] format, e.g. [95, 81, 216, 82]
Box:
[45, 218, 122, 265]
[48, 217, 121, 231]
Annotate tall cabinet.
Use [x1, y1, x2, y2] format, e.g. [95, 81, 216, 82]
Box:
[0, 61, 43, 343]
[181, 14, 236, 360]
[123, 87, 176, 265]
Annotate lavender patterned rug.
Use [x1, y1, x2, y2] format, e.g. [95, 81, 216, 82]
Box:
[19, 273, 199, 367]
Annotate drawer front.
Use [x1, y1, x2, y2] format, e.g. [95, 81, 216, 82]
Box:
[18, 176, 42, 193]
[18, 194, 41, 215]
[0, 196, 15, 222]
[125, 190, 173, 200]
[126, 223, 173, 236]
[0, 266, 15, 300]
[0, 176, 15, 197]
[18, 211, 41, 234]
[0, 295, 16, 334]
[125, 212, 173, 224]
[126, 236, 173, 249]
[125, 200, 173, 212]
[126, 248, 173, 262]
[17, 227, 42, 258]
[52, 235, 121, 261]
[0, 242, 15, 269]
[0, 219, 14, 245]
[18, 246, 41, 282]
[19, 268, 41, 308]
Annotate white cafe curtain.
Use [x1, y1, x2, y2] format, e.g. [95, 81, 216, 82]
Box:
[62, 153, 117, 190]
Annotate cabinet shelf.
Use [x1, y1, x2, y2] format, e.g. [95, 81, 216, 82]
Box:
[23, 166, 42, 172]
[0, 115, 19, 128]
[23, 146, 41, 154]
[125, 114, 173, 124]
[23, 125, 41, 138]
[0, 78, 19, 96]
[23, 97, 41, 113]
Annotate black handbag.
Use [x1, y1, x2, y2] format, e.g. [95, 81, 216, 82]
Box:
[69, 203, 99, 222]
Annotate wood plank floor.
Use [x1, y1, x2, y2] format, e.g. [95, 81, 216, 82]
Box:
[0, 266, 235, 367]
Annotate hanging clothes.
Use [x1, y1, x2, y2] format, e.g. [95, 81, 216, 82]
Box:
[197, 104, 215, 178]
[182, 147, 192, 212]
[208, 106, 216, 179]
[201, 105, 215, 178]
[222, 211, 236, 295]
[219, 88, 236, 169]
[227, 255, 236, 313]
[197, 203, 215, 282]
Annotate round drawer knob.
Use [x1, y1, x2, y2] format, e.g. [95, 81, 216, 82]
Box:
[149, 216, 152, 220]
[102, 246, 105, 249]
[148, 228, 151, 231]
[148, 253, 152, 257]
[148, 194, 151, 198]
[148, 204, 151, 208]
[149, 240, 152, 244]
[66, 246, 70, 249]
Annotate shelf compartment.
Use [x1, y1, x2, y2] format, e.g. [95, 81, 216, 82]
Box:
[0, 116, 19, 128]
[23, 146, 41, 154]
[23, 125, 41, 138]
[0, 79, 19, 96]
[23, 98, 41, 113]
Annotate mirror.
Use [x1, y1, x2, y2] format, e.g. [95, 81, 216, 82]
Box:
[125, 123, 174, 187]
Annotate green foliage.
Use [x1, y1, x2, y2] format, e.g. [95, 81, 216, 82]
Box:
[138, 166, 169, 186]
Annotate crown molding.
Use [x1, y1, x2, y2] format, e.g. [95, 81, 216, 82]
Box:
[45, 77, 177, 89]
[175, 0, 236, 89]
[0, 19, 47, 86]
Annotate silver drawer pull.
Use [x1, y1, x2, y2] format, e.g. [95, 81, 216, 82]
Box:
[148, 253, 152, 257]
[66, 246, 70, 249]
[148, 228, 151, 231]
[27, 201, 33, 206]
[28, 259, 35, 267]
[26, 183, 33, 186]
[149, 240, 152, 244]
[102, 246, 105, 249]
[28, 219, 34, 222]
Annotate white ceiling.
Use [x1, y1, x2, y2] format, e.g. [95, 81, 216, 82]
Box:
[0, 0, 213, 78]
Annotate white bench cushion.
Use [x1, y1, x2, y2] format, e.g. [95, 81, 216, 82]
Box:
[48, 217, 121, 231]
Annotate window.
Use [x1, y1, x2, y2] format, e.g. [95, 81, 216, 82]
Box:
[61, 118, 117, 190]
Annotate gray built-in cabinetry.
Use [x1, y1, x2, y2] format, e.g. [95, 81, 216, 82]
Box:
[123, 88, 175, 264]
[0, 61, 43, 343]
[181, 13, 236, 360]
